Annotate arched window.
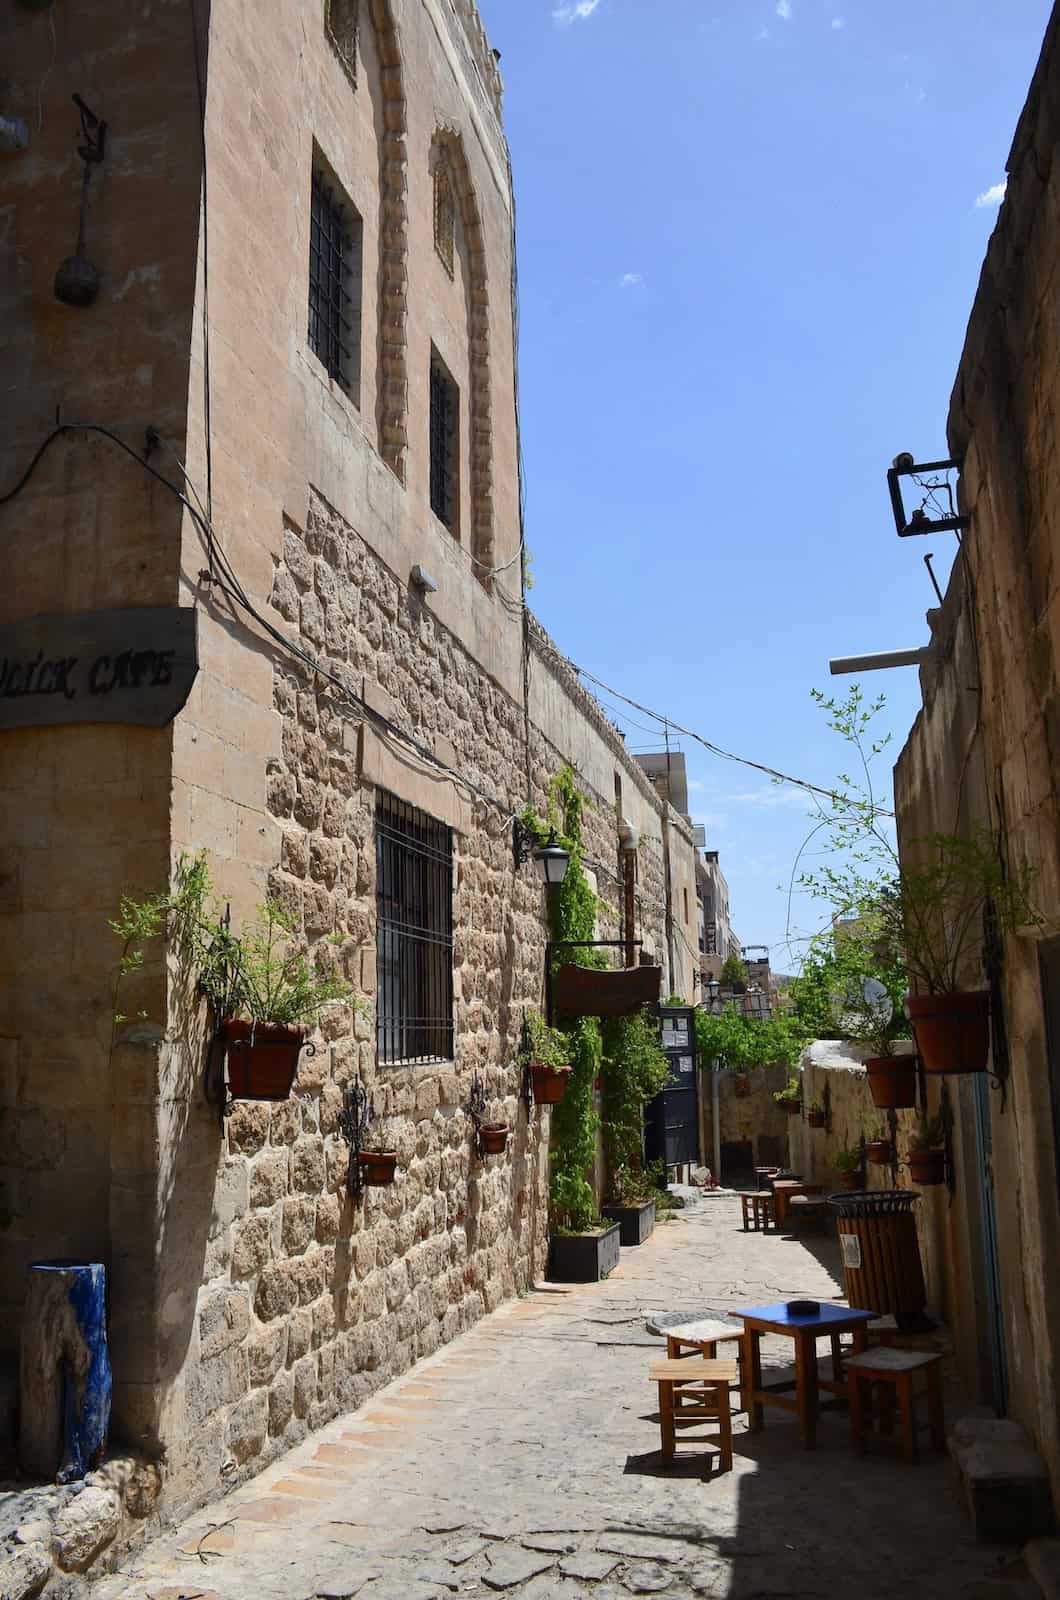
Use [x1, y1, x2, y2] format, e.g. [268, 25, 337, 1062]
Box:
[434, 163, 456, 278]
[326, 0, 358, 86]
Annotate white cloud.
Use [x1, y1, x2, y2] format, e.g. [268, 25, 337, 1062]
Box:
[975, 179, 1007, 209]
[687, 779, 706, 793]
[618, 271, 644, 289]
[723, 784, 814, 812]
[831, 15, 845, 27]
[552, 0, 601, 24]
[776, 0, 792, 18]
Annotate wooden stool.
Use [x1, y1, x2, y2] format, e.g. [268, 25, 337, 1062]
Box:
[788, 1195, 829, 1234]
[741, 1192, 774, 1232]
[649, 1359, 737, 1470]
[665, 1322, 744, 1410]
[846, 1348, 945, 1463]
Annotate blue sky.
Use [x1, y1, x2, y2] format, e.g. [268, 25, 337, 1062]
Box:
[477, 0, 1052, 973]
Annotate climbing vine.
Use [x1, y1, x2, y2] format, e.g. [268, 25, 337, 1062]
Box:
[599, 1010, 669, 1204]
[522, 767, 606, 1233]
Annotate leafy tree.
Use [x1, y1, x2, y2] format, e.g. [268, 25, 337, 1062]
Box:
[720, 952, 747, 992]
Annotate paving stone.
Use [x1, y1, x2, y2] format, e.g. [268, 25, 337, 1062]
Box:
[688, 1561, 728, 1596]
[414, 1562, 462, 1591]
[521, 1532, 579, 1554]
[482, 1549, 557, 1589]
[622, 1566, 673, 1594]
[445, 1538, 488, 1564]
[560, 1550, 623, 1580]
[597, 1534, 680, 1563]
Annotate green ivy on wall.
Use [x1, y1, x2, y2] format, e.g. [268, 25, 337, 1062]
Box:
[522, 767, 606, 1233]
[600, 1009, 669, 1204]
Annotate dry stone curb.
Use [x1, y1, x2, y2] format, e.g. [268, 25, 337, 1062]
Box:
[0, 1542, 52, 1600]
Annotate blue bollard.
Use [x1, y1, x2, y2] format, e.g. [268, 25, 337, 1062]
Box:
[20, 1260, 112, 1482]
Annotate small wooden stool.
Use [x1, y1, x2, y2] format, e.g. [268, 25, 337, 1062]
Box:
[741, 1192, 774, 1232]
[846, 1347, 945, 1463]
[649, 1358, 737, 1470]
[788, 1195, 829, 1234]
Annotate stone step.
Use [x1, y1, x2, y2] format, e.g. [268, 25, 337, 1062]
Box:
[949, 1417, 1055, 1544]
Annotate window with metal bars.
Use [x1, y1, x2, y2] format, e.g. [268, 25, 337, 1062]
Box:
[429, 348, 460, 533]
[376, 790, 454, 1065]
[308, 164, 362, 401]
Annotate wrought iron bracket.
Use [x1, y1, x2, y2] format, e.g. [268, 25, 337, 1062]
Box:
[203, 1029, 233, 1130]
[338, 1076, 372, 1203]
[887, 455, 968, 537]
[983, 898, 1010, 1108]
[518, 1013, 534, 1114]
[512, 816, 537, 871]
[939, 1081, 957, 1200]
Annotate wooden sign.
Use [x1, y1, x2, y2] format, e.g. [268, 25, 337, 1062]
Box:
[0, 607, 198, 731]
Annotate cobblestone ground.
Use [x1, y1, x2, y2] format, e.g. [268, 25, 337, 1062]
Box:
[96, 1195, 1027, 1600]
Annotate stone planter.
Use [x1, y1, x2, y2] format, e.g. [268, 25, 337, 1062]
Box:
[222, 1019, 306, 1100]
[865, 1054, 918, 1109]
[906, 991, 990, 1074]
[359, 1151, 398, 1186]
[530, 1060, 571, 1106]
[548, 1223, 621, 1282]
[601, 1198, 656, 1246]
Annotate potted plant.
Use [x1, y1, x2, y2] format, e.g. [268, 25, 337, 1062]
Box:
[773, 1075, 803, 1115]
[907, 1113, 946, 1185]
[525, 1011, 573, 1106]
[806, 1100, 827, 1129]
[885, 832, 1042, 1075]
[599, 1010, 669, 1246]
[734, 1072, 752, 1098]
[478, 1122, 510, 1156]
[831, 1146, 863, 1192]
[359, 1147, 398, 1186]
[863, 1124, 893, 1165]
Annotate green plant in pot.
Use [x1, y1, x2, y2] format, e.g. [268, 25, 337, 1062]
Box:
[831, 1145, 863, 1191]
[907, 1112, 946, 1186]
[806, 1100, 826, 1129]
[525, 1009, 573, 1106]
[773, 1074, 803, 1114]
[863, 1120, 893, 1166]
[883, 832, 1043, 1076]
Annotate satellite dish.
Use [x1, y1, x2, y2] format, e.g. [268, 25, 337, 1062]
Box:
[829, 976, 894, 1034]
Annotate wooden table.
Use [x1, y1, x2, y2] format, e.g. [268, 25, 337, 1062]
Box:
[733, 1301, 877, 1450]
[770, 1181, 823, 1229]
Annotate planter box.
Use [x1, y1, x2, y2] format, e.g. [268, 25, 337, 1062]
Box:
[601, 1198, 656, 1246]
[548, 1223, 622, 1282]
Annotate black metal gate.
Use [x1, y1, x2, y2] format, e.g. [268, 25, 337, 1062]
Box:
[645, 1005, 699, 1169]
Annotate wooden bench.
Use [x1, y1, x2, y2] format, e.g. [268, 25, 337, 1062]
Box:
[649, 1358, 737, 1470]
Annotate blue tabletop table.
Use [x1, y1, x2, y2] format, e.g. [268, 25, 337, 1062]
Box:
[732, 1301, 877, 1450]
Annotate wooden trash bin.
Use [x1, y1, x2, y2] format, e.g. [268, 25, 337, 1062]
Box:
[827, 1190, 927, 1329]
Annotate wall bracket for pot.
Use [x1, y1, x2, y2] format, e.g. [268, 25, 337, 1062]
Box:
[518, 1012, 534, 1115]
[203, 1030, 234, 1130]
[338, 1076, 373, 1203]
[939, 1080, 957, 1200]
[982, 897, 1010, 1109]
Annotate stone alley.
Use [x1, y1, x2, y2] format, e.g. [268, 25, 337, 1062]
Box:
[87, 1197, 1019, 1600]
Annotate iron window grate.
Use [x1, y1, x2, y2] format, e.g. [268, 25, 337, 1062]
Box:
[309, 170, 355, 388]
[376, 790, 454, 1065]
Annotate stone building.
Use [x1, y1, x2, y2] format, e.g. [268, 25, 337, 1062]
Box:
[891, 6, 1060, 1508]
[0, 0, 697, 1534]
[696, 848, 739, 980]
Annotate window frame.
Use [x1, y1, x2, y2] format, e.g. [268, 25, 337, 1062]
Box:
[308, 161, 363, 403]
[375, 789, 455, 1067]
[429, 346, 461, 534]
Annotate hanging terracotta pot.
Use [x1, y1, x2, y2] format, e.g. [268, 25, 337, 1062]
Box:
[807, 1109, 827, 1129]
[780, 1097, 803, 1117]
[530, 1060, 572, 1106]
[359, 1150, 398, 1186]
[836, 1169, 861, 1192]
[553, 962, 662, 1019]
[478, 1123, 510, 1156]
[864, 1140, 893, 1166]
[865, 1055, 918, 1109]
[222, 1019, 306, 1100]
[734, 1074, 752, 1098]
[908, 1148, 945, 1185]
[906, 992, 990, 1074]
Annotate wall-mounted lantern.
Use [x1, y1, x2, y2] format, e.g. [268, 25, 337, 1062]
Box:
[513, 820, 571, 889]
[54, 95, 106, 308]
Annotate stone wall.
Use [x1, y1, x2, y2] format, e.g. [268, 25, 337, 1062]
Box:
[892, 4, 1060, 1504]
[703, 1064, 791, 1181]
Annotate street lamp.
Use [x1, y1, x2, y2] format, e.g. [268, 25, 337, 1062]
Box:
[533, 829, 570, 890]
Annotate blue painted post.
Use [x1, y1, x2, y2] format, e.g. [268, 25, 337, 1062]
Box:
[20, 1260, 112, 1482]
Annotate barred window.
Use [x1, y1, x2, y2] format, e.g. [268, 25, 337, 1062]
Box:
[429, 348, 460, 533]
[325, 0, 358, 86]
[376, 790, 454, 1065]
[308, 164, 362, 401]
[434, 163, 456, 277]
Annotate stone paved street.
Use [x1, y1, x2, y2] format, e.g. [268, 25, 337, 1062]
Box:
[95, 1196, 1028, 1600]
